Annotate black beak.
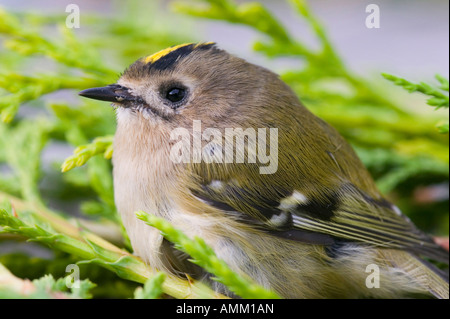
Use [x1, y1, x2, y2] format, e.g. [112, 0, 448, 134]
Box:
[79, 84, 137, 103]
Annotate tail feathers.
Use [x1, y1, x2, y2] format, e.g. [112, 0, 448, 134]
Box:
[380, 249, 449, 299]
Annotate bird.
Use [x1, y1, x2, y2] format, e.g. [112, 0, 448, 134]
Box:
[79, 42, 449, 298]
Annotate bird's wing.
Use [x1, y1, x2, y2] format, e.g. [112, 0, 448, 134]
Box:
[190, 176, 448, 264]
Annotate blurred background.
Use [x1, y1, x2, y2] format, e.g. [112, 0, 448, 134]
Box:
[0, 0, 448, 298]
[0, 0, 448, 77]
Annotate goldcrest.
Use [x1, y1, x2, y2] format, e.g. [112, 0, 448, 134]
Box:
[79, 43, 449, 298]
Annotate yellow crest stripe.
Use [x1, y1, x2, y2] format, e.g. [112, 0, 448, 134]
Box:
[143, 43, 193, 64]
[143, 42, 215, 64]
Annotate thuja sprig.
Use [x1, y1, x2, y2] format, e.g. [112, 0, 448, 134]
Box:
[0, 8, 117, 78]
[382, 73, 449, 109]
[172, 0, 291, 42]
[34, 274, 96, 299]
[0, 72, 105, 123]
[134, 272, 166, 299]
[136, 211, 281, 299]
[0, 8, 116, 123]
[0, 263, 96, 299]
[0, 197, 223, 299]
[0, 120, 50, 206]
[61, 135, 114, 173]
[382, 73, 449, 133]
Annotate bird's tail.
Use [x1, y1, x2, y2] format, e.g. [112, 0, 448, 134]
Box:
[379, 249, 449, 299]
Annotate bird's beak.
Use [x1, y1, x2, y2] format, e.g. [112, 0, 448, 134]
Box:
[78, 84, 136, 103]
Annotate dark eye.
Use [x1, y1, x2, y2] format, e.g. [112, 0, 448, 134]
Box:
[166, 87, 186, 103]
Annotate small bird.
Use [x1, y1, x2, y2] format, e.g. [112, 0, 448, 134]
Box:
[79, 43, 449, 299]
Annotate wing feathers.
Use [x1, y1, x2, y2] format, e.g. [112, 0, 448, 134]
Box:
[191, 179, 449, 264]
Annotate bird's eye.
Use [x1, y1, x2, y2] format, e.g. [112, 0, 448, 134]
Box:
[166, 87, 186, 103]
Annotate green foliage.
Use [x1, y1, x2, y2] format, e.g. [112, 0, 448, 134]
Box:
[61, 135, 114, 173]
[33, 274, 96, 299]
[137, 211, 281, 299]
[0, 262, 96, 299]
[0, 201, 219, 298]
[134, 272, 166, 299]
[0, 8, 113, 122]
[0, 120, 50, 205]
[382, 73, 449, 109]
[382, 73, 449, 133]
[0, 0, 448, 299]
[0, 252, 140, 298]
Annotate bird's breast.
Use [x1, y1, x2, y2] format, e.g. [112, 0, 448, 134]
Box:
[112, 118, 183, 268]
